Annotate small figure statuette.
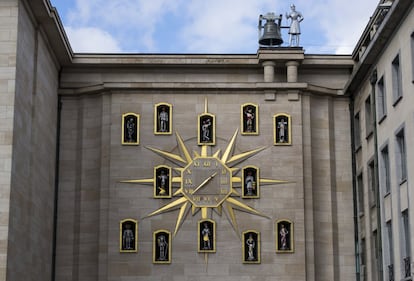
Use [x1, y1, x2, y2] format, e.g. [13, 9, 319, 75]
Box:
[278, 118, 287, 143]
[279, 224, 289, 250]
[201, 118, 212, 142]
[246, 233, 256, 260]
[201, 223, 212, 250]
[245, 171, 256, 196]
[123, 224, 134, 250]
[157, 235, 168, 261]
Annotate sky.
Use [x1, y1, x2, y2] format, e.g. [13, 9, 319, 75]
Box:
[49, 0, 380, 55]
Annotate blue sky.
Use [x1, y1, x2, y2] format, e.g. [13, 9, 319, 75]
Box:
[49, 0, 379, 54]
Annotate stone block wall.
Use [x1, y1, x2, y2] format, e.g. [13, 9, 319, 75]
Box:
[0, 0, 18, 279]
[4, 1, 59, 280]
[56, 87, 354, 281]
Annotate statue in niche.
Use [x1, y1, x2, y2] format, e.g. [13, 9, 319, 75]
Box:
[245, 170, 255, 196]
[125, 117, 136, 142]
[279, 224, 289, 250]
[201, 118, 212, 142]
[198, 220, 215, 252]
[276, 220, 293, 252]
[158, 106, 169, 132]
[278, 118, 287, 142]
[246, 233, 256, 260]
[156, 235, 168, 261]
[243, 231, 260, 263]
[153, 230, 171, 263]
[201, 222, 212, 250]
[274, 114, 291, 145]
[122, 113, 139, 144]
[122, 224, 134, 250]
[244, 106, 256, 133]
[157, 170, 169, 196]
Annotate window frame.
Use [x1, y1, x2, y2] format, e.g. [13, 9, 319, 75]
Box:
[377, 76, 387, 123]
[391, 53, 403, 106]
[395, 125, 407, 184]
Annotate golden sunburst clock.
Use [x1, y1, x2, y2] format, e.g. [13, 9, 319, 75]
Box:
[121, 128, 287, 237]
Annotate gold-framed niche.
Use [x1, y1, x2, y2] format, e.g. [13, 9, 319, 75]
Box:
[275, 219, 294, 253]
[242, 166, 260, 198]
[122, 113, 140, 145]
[198, 113, 215, 146]
[120, 218, 138, 253]
[198, 219, 216, 253]
[241, 103, 259, 135]
[273, 113, 292, 145]
[154, 165, 172, 198]
[154, 103, 172, 135]
[153, 229, 171, 264]
[242, 230, 260, 264]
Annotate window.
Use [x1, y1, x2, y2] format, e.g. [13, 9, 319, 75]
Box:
[372, 230, 379, 281]
[365, 95, 373, 137]
[368, 160, 376, 207]
[386, 221, 394, 281]
[395, 128, 407, 183]
[354, 112, 361, 149]
[411, 32, 414, 83]
[402, 210, 411, 278]
[361, 238, 367, 281]
[377, 76, 387, 121]
[380, 145, 391, 194]
[357, 173, 364, 216]
[392, 54, 403, 105]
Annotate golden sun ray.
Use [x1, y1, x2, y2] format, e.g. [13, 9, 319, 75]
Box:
[174, 201, 191, 236]
[175, 132, 192, 164]
[226, 197, 270, 219]
[121, 129, 287, 237]
[145, 197, 188, 218]
[145, 146, 188, 166]
[120, 178, 154, 184]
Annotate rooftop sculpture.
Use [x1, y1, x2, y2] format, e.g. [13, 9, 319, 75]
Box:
[258, 4, 304, 47]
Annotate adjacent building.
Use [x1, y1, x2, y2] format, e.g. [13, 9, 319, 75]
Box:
[346, 1, 414, 281]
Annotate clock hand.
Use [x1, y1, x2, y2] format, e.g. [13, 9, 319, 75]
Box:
[191, 172, 218, 194]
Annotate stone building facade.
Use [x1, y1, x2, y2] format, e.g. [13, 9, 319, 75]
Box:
[346, 1, 414, 281]
[0, 0, 412, 281]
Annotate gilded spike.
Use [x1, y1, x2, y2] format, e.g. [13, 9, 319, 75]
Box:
[145, 197, 188, 218]
[176, 132, 192, 164]
[174, 201, 190, 236]
[145, 146, 187, 166]
[226, 197, 269, 218]
[221, 129, 238, 164]
[226, 146, 267, 167]
[120, 178, 154, 184]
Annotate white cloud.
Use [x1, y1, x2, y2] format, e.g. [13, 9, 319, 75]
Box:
[53, 0, 380, 54]
[300, 0, 378, 54]
[178, 0, 276, 53]
[64, 0, 184, 52]
[65, 26, 122, 53]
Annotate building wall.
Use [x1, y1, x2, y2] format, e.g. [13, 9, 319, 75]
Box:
[352, 3, 414, 281]
[55, 54, 355, 281]
[5, 0, 60, 280]
[374, 6, 414, 281]
[0, 0, 19, 279]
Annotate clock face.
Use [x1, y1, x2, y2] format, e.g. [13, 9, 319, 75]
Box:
[181, 156, 232, 207]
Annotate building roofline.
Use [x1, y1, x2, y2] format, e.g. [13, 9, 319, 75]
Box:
[26, 0, 74, 65]
[345, 0, 414, 95]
